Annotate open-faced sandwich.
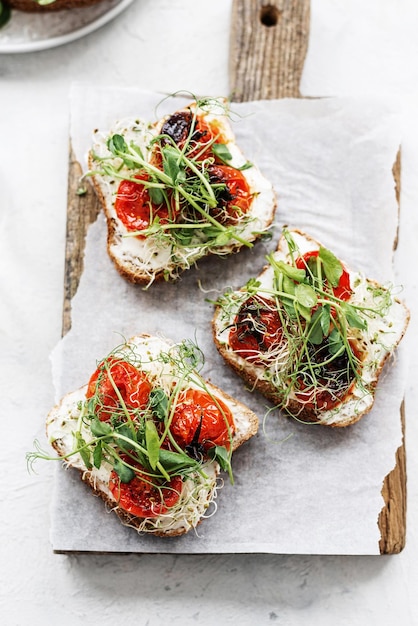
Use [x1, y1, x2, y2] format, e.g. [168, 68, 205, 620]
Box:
[212, 229, 409, 427]
[88, 96, 276, 286]
[29, 334, 258, 536]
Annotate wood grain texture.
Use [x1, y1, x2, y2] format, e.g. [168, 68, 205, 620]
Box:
[63, 145, 101, 336]
[228, 0, 406, 554]
[229, 0, 310, 100]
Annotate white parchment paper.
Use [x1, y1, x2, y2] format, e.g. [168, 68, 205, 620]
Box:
[49, 84, 408, 554]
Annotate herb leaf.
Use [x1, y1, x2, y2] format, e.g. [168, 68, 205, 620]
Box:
[149, 387, 169, 421]
[93, 441, 103, 469]
[107, 134, 128, 156]
[295, 283, 317, 309]
[158, 449, 199, 472]
[113, 458, 135, 483]
[342, 303, 368, 330]
[211, 143, 232, 164]
[145, 419, 160, 470]
[162, 146, 183, 184]
[275, 260, 306, 282]
[308, 307, 324, 345]
[74, 432, 92, 470]
[328, 328, 345, 355]
[90, 417, 112, 438]
[209, 446, 234, 484]
[319, 246, 343, 288]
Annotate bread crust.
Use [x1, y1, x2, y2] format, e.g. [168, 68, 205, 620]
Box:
[212, 230, 410, 427]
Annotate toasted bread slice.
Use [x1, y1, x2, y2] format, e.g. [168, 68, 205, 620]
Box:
[212, 229, 409, 427]
[88, 97, 276, 286]
[45, 334, 258, 536]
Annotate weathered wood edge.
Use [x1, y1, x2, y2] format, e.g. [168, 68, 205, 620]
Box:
[63, 144, 101, 337]
[377, 152, 406, 554]
[229, 0, 406, 554]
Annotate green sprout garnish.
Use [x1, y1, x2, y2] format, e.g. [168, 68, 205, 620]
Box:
[89, 96, 264, 260]
[27, 339, 235, 488]
[216, 229, 394, 414]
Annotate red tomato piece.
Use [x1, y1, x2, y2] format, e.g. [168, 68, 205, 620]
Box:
[208, 164, 252, 221]
[294, 338, 361, 411]
[170, 389, 235, 450]
[109, 460, 183, 518]
[186, 116, 226, 161]
[295, 250, 352, 300]
[157, 110, 227, 163]
[86, 358, 152, 422]
[229, 296, 283, 361]
[114, 173, 169, 235]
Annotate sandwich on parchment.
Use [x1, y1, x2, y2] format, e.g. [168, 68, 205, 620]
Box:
[212, 229, 409, 427]
[29, 334, 258, 536]
[88, 96, 276, 286]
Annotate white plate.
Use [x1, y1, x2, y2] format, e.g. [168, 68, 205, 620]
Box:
[0, 0, 134, 53]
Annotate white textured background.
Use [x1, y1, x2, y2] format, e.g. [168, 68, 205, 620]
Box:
[1, 1, 417, 624]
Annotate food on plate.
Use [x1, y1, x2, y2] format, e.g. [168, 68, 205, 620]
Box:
[3, 0, 106, 11]
[88, 96, 276, 285]
[28, 334, 258, 536]
[212, 229, 409, 427]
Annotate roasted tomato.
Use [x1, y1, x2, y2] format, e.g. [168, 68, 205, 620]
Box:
[170, 389, 235, 452]
[86, 358, 152, 422]
[114, 173, 170, 235]
[229, 295, 283, 362]
[295, 250, 352, 301]
[294, 338, 361, 411]
[109, 458, 183, 518]
[208, 164, 252, 222]
[159, 110, 226, 162]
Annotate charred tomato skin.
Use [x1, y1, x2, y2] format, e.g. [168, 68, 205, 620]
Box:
[208, 164, 252, 222]
[170, 389, 235, 452]
[294, 337, 362, 411]
[229, 295, 283, 362]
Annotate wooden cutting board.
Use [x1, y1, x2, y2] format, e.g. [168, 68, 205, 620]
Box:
[63, 0, 406, 554]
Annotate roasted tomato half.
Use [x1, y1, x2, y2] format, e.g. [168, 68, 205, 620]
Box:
[114, 173, 170, 235]
[295, 250, 352, 301]
[109, 458, 183, 518]
[294, 337, 361, 411]
[159, 110, 227, 162]
[229, 295, 283, 362]
[170, 389, 235, 452]
[208, 164, 252, 223]
[86, 358, 152, 422]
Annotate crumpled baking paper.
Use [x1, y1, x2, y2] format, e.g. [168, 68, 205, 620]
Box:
[49, 84, 408, 554]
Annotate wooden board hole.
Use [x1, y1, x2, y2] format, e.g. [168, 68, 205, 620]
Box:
[260, 4, 282, 27]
